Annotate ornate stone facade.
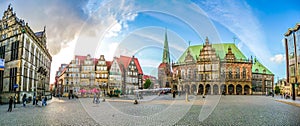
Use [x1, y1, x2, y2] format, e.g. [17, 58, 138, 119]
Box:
[0, 5, 52, 102]
[172, 37, 273, 95]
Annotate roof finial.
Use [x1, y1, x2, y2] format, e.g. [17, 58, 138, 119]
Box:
[205, 36, 209, 45]
[233, 36, 237, 44]
[44, 26, 46, 32]
[188, 40, 191, 46]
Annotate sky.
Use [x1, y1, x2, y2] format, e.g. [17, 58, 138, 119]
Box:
[0, 0, 299, 83]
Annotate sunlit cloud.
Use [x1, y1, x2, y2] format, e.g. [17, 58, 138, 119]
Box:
[270, 54, 285, 64]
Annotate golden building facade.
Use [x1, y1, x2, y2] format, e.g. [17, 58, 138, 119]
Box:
[0, 5, 52, 102]
[172, 37, 273, 95]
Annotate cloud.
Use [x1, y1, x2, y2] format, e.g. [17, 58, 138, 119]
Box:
[197, 0, 271, 62]
[270, 54, 285, 64]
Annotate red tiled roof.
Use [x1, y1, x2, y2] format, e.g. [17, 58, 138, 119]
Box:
[116, 55, 143, 74]
[134, 58, 143, 74]
[75, 55, 86, 65]
[158, 63, 167, 68]
[143, 75, 156, 80]
[106, 61, 112, 70]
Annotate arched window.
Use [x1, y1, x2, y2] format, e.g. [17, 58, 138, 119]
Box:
[243, 67, 247, 79]
[236, 67, 240, 79]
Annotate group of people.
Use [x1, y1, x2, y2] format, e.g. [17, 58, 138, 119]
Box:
[7, 94, 48, 112]
[93, 93, 101, 104]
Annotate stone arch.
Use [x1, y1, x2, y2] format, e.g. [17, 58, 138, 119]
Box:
[221, 84, 226, 94]
[191, 84, 197, 94]
[205, 84, 211, 95]
[198, 84, 204, 95]
[244, 85, 251, 95]
[236, 84, 242, 95]
[213, 84, 219, 95]
[184, 84, 190, 94]
[228, 84, 234, 95]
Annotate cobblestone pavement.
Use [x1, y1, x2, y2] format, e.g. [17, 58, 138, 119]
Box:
[1, 95, 300, 126]
[0, 97, 99, 126]
[176, 95, 300, 126]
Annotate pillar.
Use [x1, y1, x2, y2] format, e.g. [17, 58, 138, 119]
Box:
[218, 84, 221, 95]
[211, 85, 213, 95]
[226, 84, 228, 94]
[234, 85, 236, 95]
[242, 85, 244, 95]
[204, 85, 206, 95]
[196, 84, 199, 95]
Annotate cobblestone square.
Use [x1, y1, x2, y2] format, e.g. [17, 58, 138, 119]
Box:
[0, 95, 299, 126]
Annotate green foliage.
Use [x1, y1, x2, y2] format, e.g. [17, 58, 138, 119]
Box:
[275, 86, 280, 94]
[144, 79, 151, 89]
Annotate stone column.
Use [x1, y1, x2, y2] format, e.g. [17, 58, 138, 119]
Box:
[211, 85, 213, 95]
[242, 85, 244, 95]
[234, 85, 236, 95]
[226, 84, 228, 94]
[218, 84, 221, 95]
[204, 85, 206, 95]
[196, 84, 199, 95]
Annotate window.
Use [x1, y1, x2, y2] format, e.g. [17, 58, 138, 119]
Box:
[0, 46, 5, 59]
[23, 67, 28, 91]
[243, 67, 246, 79]
[228, 69, 232, 79]
[9, 67, 17, 92]
[235, 68, 240, 79]
[11, 41, 19, 61]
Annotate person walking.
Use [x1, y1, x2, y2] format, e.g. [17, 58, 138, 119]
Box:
[173, 90, 176, 99]
[93, 93, 96, 103]
[33, 95, 36, 105]
[7, 96, 13, 112]
[22, 94, 27, 107]
[44, 96, 47, 106]
[35, 95, 39, 106]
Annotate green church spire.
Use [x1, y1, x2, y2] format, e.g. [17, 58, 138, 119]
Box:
[162, 28, 170, 64]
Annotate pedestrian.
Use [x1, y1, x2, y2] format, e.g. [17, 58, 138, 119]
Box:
[13, 96, 17, 108]
[42, 96, 45, 106]
[96, 94, 100, 104]
[35, 95, 39, 106]
[93, 93, 96, 103]
[7, 96, 13, 112]
[44, 96, 47, 106]
[173, 90, 176, 99]
[68, 93, 71, 100]
[72, 94, 74, 99]
[33, 95, 36, 105]
[22, 94, 27, 107]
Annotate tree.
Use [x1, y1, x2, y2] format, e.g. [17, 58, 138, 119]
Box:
[275, 86, 280, 95]
[144, 79, 151, 89]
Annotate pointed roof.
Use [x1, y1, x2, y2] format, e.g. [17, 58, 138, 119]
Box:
[162, 29, 170, 64]
[117, 55, 143, 74]
[177, 43, 247, 63]
[106, 61, 112, 71]
[252, 58, 273, 75]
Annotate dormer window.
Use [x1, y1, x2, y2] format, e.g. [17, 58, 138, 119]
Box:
[263, 69, 266, 74]
[255, 69, 259, 73]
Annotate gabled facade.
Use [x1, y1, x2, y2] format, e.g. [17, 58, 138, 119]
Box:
[80, 54, 96, 88]
[108, 57, 123, 94]
[95, 55, 109, 92]
[173, 37, 273, 95]
[117, 55, 143, 94]
[0, 5, 52, 103]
